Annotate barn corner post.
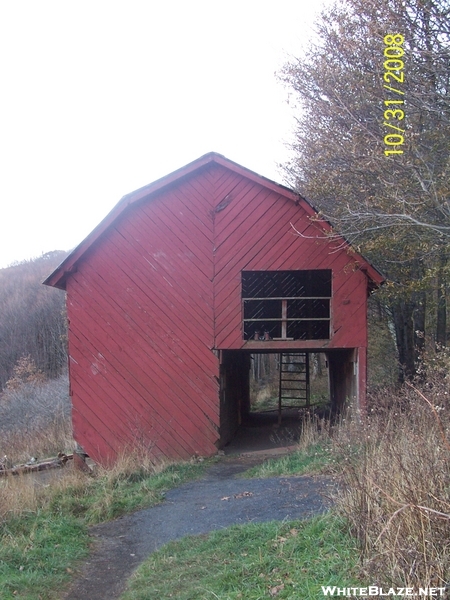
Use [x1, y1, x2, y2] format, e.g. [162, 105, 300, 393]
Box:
[357, 345, 368, 418]
[327, 347, 367, 420]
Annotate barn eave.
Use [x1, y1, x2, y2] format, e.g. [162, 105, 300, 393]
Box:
[42, 152, 384, 291]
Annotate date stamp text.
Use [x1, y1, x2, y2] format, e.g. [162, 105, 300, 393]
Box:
[383, 34, 405, 156]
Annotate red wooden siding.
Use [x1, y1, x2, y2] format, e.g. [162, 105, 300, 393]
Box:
[44, 153, 383, 464]
[66, 170, 220, 463]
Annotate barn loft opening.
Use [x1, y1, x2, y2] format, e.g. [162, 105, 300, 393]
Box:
[242, 270, 332, 341]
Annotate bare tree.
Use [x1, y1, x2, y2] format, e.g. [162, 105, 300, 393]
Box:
[281, 0, 450, 379]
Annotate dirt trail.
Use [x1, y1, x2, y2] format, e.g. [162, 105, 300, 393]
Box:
[63, 453, 334, 600]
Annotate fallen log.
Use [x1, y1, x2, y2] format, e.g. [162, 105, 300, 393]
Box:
[0, 453, 72, 477]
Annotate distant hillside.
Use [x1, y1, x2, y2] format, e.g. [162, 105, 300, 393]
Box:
[0, 251, 69, 390]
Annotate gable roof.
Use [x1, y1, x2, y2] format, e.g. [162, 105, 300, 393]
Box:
[43, 152, 384, 290]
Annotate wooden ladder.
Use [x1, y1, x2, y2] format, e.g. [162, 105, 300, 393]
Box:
[278, 352, 310, 424]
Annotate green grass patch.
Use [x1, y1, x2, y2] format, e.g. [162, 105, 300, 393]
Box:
[120, 512, 361, 600]
[0, 459, 211, 599]
[0, 511, 88, 600]
[241, 442, 334, 478]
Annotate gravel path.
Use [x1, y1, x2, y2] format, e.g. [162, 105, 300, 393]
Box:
[63, 454, 334, 600]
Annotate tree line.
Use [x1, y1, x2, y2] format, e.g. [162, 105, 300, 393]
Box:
[0, 251, 68, 390]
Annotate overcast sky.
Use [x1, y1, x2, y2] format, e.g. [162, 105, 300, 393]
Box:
[0, 1, 329, 269]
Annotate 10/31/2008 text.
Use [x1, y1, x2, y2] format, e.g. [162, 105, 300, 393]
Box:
[383, 34, 405, 156]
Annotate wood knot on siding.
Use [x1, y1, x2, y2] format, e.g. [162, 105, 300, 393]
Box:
[214, 193, 234, 213]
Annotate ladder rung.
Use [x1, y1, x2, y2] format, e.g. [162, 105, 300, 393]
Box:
[281, 359, 306, 363]
[280, 371, 306, 375]
[281, 362, 306, 367]
[281, 386, 307, 389]
[280, 399, 308, 402]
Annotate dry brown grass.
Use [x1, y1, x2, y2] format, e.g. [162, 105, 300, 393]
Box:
[93, 443, 166, 483]
[333, 378, 450, 589]
[0, 445, 170, 524]
[0, 417, 74, 467]
[0, 372, 176, 525]
[0, 466, 88, 521]
[0, 373, 80, 521]
[0, 372, 72, 465]
[294, 409, 331, 450]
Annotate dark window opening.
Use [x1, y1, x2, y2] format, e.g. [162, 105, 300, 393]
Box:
[242, 270, 331, 341]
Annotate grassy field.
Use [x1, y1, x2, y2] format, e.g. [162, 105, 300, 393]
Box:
[2, 371, 450, 598]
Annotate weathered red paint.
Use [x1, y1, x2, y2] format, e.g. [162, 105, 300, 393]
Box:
[44, 153, 384, 464]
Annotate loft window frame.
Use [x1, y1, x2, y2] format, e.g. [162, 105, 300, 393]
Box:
[242, 270, 332, 341]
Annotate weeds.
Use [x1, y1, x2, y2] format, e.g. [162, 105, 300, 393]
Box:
[334, 380, 450, 589]
[242, 412, 337, 479]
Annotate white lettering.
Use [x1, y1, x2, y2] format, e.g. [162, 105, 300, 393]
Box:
[321, 587, 336, 596]
[320, 584, 447, 598]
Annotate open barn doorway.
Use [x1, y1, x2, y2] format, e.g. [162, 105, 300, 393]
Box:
[219, 350, 333, 453]
[249, 352, 331, 421]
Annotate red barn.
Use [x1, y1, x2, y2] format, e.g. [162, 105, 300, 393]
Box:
[44, 153, 383, 465]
